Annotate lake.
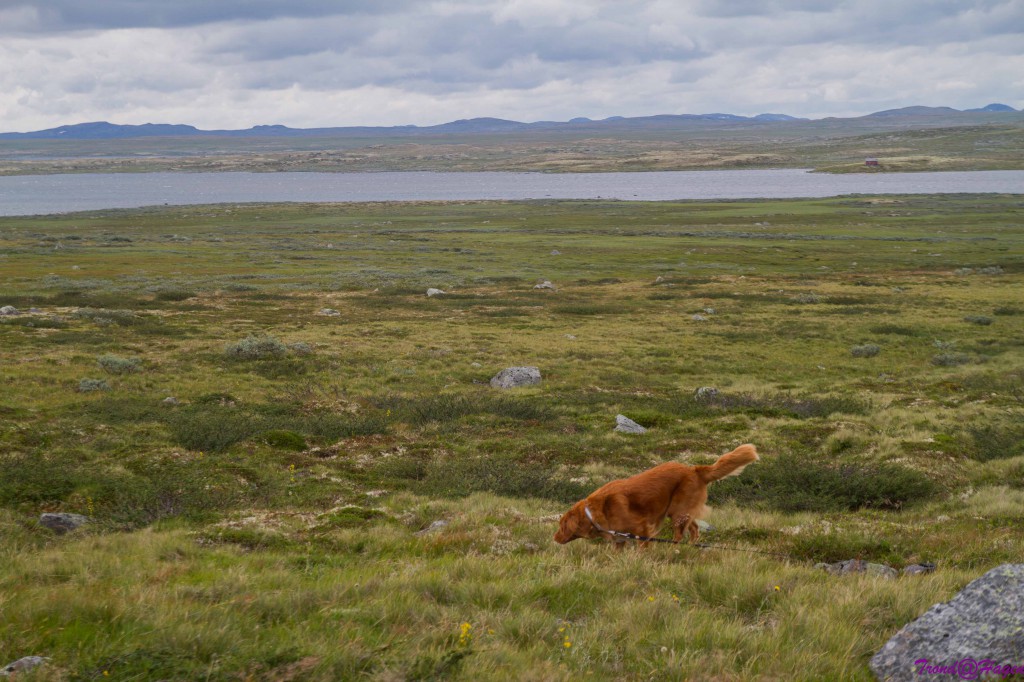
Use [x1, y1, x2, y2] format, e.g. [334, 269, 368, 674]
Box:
[0, 169, 1022, 216]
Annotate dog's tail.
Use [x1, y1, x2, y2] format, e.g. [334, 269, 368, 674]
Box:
[696, 444, 759, 483]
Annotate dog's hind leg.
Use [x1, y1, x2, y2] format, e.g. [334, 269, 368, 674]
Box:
[671, 514, 693, 543]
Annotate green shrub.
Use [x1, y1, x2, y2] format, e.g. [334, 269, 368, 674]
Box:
[260, 430, 308, 451]
[315, 506, 389, 530]
[154, 289, 196, 302]
[710, 454, 937, 512]
[167, 402, 386, 452]
[400, 455, 589, 503]
[224, 335, 288, 360]
[788, 532, 900, 565]
[869, 324, 921, 336]
[400, 393, 550, 426]
[97, 354, 142, 374]
[962, 421, 1024, 462]
[167, 406, 257, 452]
[669, 391, 869, 420]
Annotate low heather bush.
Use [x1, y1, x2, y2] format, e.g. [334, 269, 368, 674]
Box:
[97, 354, 142, 374]
[224, 335, 288, 360]
[78, 378, 110, 392]
[850, 344, 881, 358]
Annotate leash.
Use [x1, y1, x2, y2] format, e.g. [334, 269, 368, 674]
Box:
[584, 506, 798, 558]
[584, 506, 679, 544]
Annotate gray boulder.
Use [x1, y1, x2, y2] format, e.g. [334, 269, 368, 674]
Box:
[533, 280, 555, 290]
[870, 564, 1024, 682]
[490, 366, 541, 389]
[162, 396, 179, 406]
[0, 306, 18, 316]
[1, 656, 49, 676]
[39, 512, 90, 534]
[317, 308, 341, 316]
[614, 414, 647, 434]
[416, 520, 449, 535]
[426, 288, 446, 297]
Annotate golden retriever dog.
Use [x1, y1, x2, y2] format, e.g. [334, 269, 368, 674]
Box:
[553, 444, 758, 547]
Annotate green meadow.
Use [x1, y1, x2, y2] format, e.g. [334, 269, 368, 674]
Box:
[1, 194, 1023, 680]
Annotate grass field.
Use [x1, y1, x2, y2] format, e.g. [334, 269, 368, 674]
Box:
[1, 195, 1023, 680]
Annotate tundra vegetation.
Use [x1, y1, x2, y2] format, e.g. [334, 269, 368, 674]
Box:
[1, 117, 1023, 175]
[1, 194, 1022, 680]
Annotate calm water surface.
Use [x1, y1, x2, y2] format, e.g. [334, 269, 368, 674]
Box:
[1, 169, 1022, 216]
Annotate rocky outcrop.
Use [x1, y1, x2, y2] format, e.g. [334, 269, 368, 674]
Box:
[870, 564, 1024, 682]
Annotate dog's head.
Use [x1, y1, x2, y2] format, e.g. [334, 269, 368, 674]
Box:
[553, 500, 596, 544]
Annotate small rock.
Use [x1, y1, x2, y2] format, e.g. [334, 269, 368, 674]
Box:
[317, 308, 341, 316]
[0, 306, 18, 316]
[490, 366, 541, 389]
[866, 563, 899, 579]
[694, 386, 719, 402]
[614, 414, 647, 434]
[28, 307, 42, 313]
[39, 513, 90, 534]
[522, 542, 540, 552]
[655, 276, 665, 283]
[703, 307, 716, 315]
[870, 564, 1024, 682]
[533, 280, 555, 290]
[817, 559, 897, 579]
[550, 250, 561, 256]
[936, 515, 950, 522]
[162, 396, 179, 406]
[1, 656, 49, 676]
[565, 334, 576, 340]
[903, 563, 937, 576]
[470, 362, 482, 368]
[695, 520, 714, 533]
[426, 288, 446, 297]
[416, 520, 449, 535]
[691, 314, 707, 321]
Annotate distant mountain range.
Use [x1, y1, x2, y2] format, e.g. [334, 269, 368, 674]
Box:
[0, 104, 1018, 140]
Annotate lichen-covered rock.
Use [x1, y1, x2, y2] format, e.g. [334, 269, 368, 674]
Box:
[1, 656, 49, 676]
[870, 564, 1024, 682]
[533, 281, 555, 290]
[490, 366, 541, 389]
[903, 563, 937, 576]
[426, 288, 446, 297]
[39, 513, 90, 534]
[0, 306, 18, 316]
[614, 414, 647, 434]
[694, 386, 719, 402]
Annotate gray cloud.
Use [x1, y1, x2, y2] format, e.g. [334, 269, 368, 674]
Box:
[0, 0, 1020, 132]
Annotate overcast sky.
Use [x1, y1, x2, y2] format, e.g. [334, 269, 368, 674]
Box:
[1, 0, 1021, 131]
